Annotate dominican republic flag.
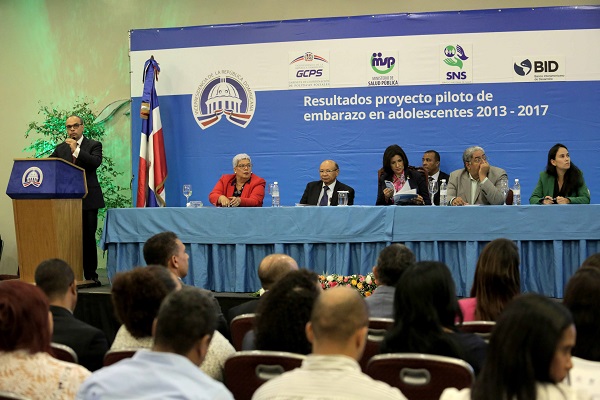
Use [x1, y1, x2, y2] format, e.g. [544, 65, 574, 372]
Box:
[136, 57, 167, 207]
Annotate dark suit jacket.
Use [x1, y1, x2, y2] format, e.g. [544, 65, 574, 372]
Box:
[299, 180, 355, 206]
[430, 171, 450, 205]
[376, 169, 430, 206]
[227, 298, 260, 325]
[50, 137, 105, 210]
[50, 305, 109, 371]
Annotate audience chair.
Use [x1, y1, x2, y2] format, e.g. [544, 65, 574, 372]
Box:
[224, 350, 306, 400]
[0, 391, 30, 400]
[103, 349, 137, 366]
[456, 321, 496, 342]
[230, 313, 256, 351]
[50, 342, 78, 364]
[359, 318, 394, 371]
[366, 353, 475, 400]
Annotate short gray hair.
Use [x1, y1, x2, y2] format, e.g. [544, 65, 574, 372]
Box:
[463, 146, 485, 165]
[232, 153, 251, 169]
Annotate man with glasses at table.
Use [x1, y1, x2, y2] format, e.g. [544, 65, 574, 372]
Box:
[50, 115, 105, 286]
[299, 160, 355, 206]
[447, 146, 507, 206]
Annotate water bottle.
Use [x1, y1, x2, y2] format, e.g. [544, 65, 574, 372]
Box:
[513, 179, 521, 205]
[271, 182, 280, 207]
[439, 179, 448, 206]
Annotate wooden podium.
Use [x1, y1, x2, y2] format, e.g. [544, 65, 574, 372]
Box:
[6, 158, 88, 283]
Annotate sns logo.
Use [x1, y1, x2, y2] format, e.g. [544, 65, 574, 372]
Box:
[371, 52, 396, 74]
[514, 59, 532, 76]
[443, 45, 469, 69]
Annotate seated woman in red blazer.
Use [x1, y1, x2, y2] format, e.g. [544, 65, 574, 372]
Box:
[209, 153, 266, 207]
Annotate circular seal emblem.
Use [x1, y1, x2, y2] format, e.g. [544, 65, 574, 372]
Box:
[191, 70, 256, 130]
[22, 166, 44, 188]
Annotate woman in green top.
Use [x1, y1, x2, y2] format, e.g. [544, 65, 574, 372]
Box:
[529, 143, 590, 204]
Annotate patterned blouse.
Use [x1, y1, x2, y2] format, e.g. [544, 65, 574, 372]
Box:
[0, 350, 90, 400]
[110, 325, 235, 382]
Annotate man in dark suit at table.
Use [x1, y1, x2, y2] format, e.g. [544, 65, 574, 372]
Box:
[50, 115, 105, 286]
[422, 150, 450, 206]
[143, 231, 229, 338]
[227, 253, 298, 324]
[34, 258, 109, 371]
[300, 160, 355, 206]
[447, 145, 508, 206]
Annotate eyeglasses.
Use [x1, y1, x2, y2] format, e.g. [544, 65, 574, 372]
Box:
[319, 169, 338, 174]
[236, 163, 252, 169]
[470, 155, 487, 164]
[66, 123, 82, 129]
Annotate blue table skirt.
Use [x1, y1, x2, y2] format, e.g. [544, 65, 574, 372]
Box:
[101, 205, 600, 297]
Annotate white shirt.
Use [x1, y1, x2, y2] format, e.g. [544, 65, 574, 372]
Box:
[73, 135, 84, 159]
[440, 382, 585, 400]
[252, 354, 406, 400]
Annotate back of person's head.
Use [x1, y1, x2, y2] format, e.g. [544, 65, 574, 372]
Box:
[472, 293, 574, 400]
[382, 261, 462, 355]
[564, 267, 600, 361]
[0, 281, 51, 354]
[34, 258, 75, 301]
[375, 244, 415, 286]
[470, 238, 521, 321]
[310, 286, 368, 344]
[111, 266, 179, 338]
[580, 253, 600, 270]
[257, 254, 298, 291]
[143, 231, 179, 267]
[154, 287, 217, 356]
[255, 268, 320, 354]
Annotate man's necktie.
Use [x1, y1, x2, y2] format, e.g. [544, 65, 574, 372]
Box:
[319, 186, 329, 206]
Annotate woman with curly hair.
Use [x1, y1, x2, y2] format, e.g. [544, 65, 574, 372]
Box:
[246, 269, 321, 354]
[460, 238, 521, 321]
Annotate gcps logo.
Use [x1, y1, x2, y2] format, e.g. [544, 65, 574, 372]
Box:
[514, 59, 533, 76]
[443, 45, 469, 69]
[192, 71, 255, 130]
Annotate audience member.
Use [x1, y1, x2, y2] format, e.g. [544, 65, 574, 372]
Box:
[245, 269, 321, 354]
[441, 294, 579, 400]
[299, 159, 355, 206]
[447, 146, 507, 205]
[564, 267, 600, 361]
[227, 253, 298, 324]
[459, 238, 520, 321]
[376, 144, 429, 206]
[209, 153, 265, 207]
[34, 258, 109, 371]
[143, 231, 228, 337]
[110, 266, 234, 382]
[529, 143, 590, 204]
[77, 288, 234, 399]
[252, 286, 406, 400]
[422, 149, 450, 205]
[580, 252, 600, 270]
[0, 280, 90, 399]
[365, 244, 415, 318]
[381, 261, 487, 374]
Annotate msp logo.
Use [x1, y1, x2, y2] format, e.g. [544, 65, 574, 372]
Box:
[440, 44, 472, 84]
[514, 59, 532, 76]
[513, 56, 565, 82]
[22, 167, 43, 188]
[289, 51, 330, 89]
[367, 51, 399, 86]
[191, 71, 255, 130]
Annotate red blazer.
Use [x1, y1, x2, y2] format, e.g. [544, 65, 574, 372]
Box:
[209, 173, 266, 207]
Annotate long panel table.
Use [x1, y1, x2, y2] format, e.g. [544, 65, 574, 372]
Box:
[101, 205, 600, 297]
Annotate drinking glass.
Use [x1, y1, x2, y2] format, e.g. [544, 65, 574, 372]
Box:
[428, 179, 438, 206]
[500, 179, 509, 205]
[182, 184, 192, 206]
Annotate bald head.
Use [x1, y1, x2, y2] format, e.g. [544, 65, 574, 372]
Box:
[311, 286, 368, 342]
[257, 254, 298, 291]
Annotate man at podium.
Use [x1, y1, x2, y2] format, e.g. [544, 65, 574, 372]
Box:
[50, 115, 105, 286]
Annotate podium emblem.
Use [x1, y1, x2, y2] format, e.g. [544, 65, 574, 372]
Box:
[22, 167, 44, 188]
